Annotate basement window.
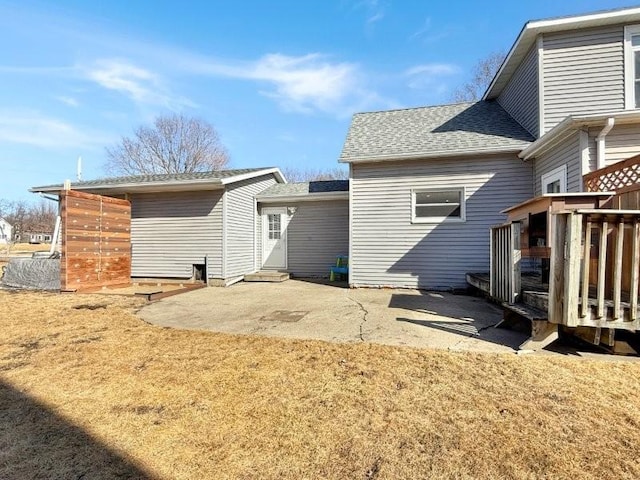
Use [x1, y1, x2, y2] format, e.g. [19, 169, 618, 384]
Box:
[411, 188, 466, 223]
[624, 25, 640, 109]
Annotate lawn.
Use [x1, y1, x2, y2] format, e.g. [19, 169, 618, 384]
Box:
[1, 290, 640, 479]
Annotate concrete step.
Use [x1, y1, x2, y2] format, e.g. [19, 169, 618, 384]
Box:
[244, 271, 290, 283]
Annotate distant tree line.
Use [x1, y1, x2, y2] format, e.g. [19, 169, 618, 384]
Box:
[0, 199, 57, 242]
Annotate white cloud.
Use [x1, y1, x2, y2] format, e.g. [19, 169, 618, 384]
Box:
[55, 95, 80, 107]
[85, 59, 196, 109]
[405, 63, 459, 90]
[200, 53, 376, 116]
[0, 110, 111, 149]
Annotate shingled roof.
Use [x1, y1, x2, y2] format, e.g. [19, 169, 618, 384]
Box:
[339, 101, 534, 163]
[31, 168, 283, 194]
[258, 180, 348, 198]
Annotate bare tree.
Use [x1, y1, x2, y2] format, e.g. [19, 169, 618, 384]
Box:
[451, 51, 506, 102]
[281, 166, 349, 183]
[105, 114, 229, 175]
[0, 199, 57, 243]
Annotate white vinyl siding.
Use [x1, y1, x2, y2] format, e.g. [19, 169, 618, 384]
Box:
[350, 156, 533, 290]
[225, 174, 278, 279]
[498, 44, 539, 137]
[533, 132, 581, 195]
[586, 123, 640, 172]
[257, 200, 349, 277]
[543, 25, 624, 133]
[130, 190, 224, 279]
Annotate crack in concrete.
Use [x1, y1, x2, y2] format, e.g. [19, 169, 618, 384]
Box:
[348, 296, 370, 342]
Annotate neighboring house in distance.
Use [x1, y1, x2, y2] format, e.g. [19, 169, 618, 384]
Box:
[31, 6, 640, 291]
[339, 6, 640, 290]
[0, 218, 12, 244]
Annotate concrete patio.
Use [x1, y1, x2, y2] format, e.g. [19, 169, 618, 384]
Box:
[138, 279, 528, 353]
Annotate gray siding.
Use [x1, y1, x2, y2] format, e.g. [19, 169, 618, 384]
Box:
[498, 44, 539, 137]
[542, 25, 624, 133]
[257, 200, 349, 277]
[225, 174, 278, 278]
[350, 156, 533, 289]
[533, 132, 581, 195]
[130, 190, 223, 278]
[587, 124, 640, 171]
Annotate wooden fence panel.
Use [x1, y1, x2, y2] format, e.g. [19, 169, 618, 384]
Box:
[61, 190, 131, 291]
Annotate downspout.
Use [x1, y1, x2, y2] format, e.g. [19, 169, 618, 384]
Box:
[596, 117, 615, 169]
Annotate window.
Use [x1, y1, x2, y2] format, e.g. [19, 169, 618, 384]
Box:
[541, 164, 567, 194]
[411, 188, 465, 223]
[624, 25, 640, 109]
[268, 213, 281, 240]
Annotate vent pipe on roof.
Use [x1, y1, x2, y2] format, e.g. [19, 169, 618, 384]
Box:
[596, 117, 615, 170]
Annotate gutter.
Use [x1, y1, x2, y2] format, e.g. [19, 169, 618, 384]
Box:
[596, 117, 615, 169]
[520, 110, 640, 160]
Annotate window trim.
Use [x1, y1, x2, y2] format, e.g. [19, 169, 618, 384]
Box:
[541, 164, 567, 194]
[411, 187, 466, 224]
[624, 25, 640, 110]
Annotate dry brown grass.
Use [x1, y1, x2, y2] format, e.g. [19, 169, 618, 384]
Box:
[1, 291, 640, 479]
[6, 242, 50, 253]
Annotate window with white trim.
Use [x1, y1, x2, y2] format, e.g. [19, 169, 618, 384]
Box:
[624, 25, 640, 109]
[541, 164, 567, 194]
[411, 188, 465, 223]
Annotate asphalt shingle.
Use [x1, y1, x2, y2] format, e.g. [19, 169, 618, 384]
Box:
[339, 101, 534, 162]
[259, 180, 349, 197]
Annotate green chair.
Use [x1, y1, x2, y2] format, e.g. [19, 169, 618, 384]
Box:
[330, 255, 349, 281]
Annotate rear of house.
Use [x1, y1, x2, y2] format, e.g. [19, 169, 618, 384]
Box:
[340, 102, 534, 290]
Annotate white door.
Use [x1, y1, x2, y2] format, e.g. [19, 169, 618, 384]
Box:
[262, 207, 287, 269]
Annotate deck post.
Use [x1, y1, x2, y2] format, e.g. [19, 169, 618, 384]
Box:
[548, 213, 567, 325]
[564, 212, 583, 327]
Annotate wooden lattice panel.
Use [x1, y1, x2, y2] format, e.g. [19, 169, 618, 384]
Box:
[584, 154, 640, 192]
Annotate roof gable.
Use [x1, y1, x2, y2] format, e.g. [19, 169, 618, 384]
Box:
[339, 101, 533, 163]
[485, 6, 640, 100]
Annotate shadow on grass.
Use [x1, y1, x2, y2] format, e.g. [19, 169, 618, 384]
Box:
[0, 379, 157, 479]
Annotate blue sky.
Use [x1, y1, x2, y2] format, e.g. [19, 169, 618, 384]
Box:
[0, 0, 637, 202]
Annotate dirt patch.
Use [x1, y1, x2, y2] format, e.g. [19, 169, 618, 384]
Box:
[260, 310, 309, 322]
[1, 290, 640, 479]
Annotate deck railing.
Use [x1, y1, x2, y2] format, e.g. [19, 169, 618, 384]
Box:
[490, 222, 521, 304]
[583, 154, 640, 193]
[549, 210, 640, 329]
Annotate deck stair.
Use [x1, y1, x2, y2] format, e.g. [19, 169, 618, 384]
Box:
[244, 271, 290, 283]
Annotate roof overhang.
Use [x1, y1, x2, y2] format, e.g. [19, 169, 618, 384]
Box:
[30, 167, 286, 196]
[256, 191, 349, 203]
[484, 7, 640, 100]
[339, 144, 528, 164]
[519, 110, 640, 160]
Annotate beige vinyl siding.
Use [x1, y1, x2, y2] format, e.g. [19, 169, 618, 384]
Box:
[257, 200, 348, 276]
[533, 132, 581, 195]
[498, 44, 539, 137]
[542, 25, 624, 133]
[350, 156, 533, 289]
[586, 124, 640, 172]
[130, 190, 223, 278]
[225, 174, 278, 278]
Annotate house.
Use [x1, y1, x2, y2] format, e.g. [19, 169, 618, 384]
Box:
[0, 218, 12, 244]
[340, 6, 640, 290]
[30, 6, 640, 292]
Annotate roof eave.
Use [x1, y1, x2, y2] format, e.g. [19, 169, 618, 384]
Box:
[256, 192, 349, 203]
[339, 144, 529, 164]
[220, 167, 286, 185]
[30, 178, 226, 195]
[520, 110, 640, 160]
